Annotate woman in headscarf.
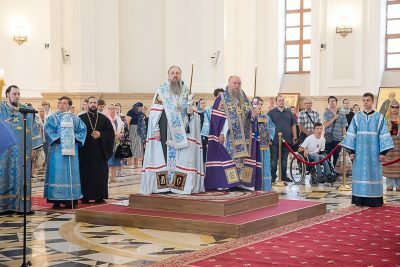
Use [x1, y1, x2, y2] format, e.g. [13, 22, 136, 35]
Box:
[126, 102, 147, 167]
[197, 99, 209, 162]
[383, 100, 400, 191]
[341, 99, 355, 130]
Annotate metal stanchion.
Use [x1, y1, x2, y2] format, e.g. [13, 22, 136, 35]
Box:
[274, 132, 286, 187]
[337, 145, 351, 191]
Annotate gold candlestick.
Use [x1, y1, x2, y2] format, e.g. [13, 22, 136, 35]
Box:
[274, 132, 286, 187]
[337, 145, 352, 191]
[0, 79, 5, 100]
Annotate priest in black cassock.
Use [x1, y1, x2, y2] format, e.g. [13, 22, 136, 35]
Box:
[79, 96, 115, 203]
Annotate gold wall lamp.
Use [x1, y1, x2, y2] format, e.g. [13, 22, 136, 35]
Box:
[14, 35, 28, 45]
[336, 26, 352, 38]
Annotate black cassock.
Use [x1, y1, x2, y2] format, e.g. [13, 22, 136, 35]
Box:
[79, 112, 115, 201]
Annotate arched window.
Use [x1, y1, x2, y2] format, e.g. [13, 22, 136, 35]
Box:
[386, 0, 400, 69]
[285, 0, 311, 73]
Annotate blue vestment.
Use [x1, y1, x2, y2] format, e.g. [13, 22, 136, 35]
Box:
[0, 102, 42, 212]
[44, 112, 87, 201]
[257, 115, 276, 190]
[0, 119, 17, 153]
[342, 111, 394, 206]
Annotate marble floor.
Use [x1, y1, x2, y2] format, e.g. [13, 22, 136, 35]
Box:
[1, 165, 399, 267]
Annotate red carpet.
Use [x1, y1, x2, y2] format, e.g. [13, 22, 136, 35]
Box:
[31, 196, 113, 214]
[156, 205, 400, 267]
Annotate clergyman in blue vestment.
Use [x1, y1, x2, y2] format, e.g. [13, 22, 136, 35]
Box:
[44, 96, 87, 209]
[0, 85, 43, 214]
[253, 97, 276, 191]
[342, 93, 394, 207]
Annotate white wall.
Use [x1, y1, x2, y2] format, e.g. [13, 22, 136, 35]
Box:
[0, 0, 50, 97]
[165, 0, 225, 94]
[309, 0, 397, 97]
[95, 0, 119, 92]
[119, 0, 165, 93]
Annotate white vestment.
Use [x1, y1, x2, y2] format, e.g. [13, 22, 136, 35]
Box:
[140, 81, 205, 195]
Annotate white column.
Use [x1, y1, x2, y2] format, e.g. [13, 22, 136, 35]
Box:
[256, 0, 285, 97]
[68, 0, 97, 92]
[309, 0, 322, 96]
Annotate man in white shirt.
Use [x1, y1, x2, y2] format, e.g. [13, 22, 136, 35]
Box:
[299, 122, 334, 182]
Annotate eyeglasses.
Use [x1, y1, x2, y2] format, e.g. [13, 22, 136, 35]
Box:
[390, 106, 399, 109]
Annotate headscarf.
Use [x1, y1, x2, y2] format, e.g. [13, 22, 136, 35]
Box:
[197, 98, 206, 113]
[340, 99, 351, 114]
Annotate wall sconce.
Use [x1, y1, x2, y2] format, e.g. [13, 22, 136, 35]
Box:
[14, 35, 28, 45]
[9, 20, 29, 45]
[335, 15, 352, 38]
[336, 26, 352, 38]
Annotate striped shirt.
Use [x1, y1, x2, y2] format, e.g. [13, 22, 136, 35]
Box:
[298, 110, 321, 133]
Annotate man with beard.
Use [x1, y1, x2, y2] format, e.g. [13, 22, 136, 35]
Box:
[140, 66, 204, 195]
[44, 96, 87, 209]
[78, 96, 114, 203]
[205, 76, 261, 190]
[0, 85, 42, 214]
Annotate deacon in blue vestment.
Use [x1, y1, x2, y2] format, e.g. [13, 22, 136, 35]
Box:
[253, 97, 276, 191]
[205, 76, 262, 190]
[44, 96, 87, 209]
[0, 85, 42, 214]
[342, 93, 394, 207]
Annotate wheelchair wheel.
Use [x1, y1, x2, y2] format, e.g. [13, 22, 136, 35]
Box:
[289, 154, 306, 185]
[309, 171, 319, 187]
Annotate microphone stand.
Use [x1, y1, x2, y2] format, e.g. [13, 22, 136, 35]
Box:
[17, 107, 37, 267]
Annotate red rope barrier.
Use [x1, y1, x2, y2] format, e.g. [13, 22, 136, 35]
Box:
[283, 141, 341, 166]
[383, 157, 400, 166]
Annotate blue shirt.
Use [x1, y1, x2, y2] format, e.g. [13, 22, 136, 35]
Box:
[323, 110, 348, 141]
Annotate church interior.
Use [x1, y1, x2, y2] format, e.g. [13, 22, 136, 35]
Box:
[0, 0, 400, 266]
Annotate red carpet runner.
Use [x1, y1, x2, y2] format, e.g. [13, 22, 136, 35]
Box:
[156, 205, 400, 267]
[31, 196, 111, 214]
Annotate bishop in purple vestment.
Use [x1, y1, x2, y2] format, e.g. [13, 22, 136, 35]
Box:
[205, 76, 262, 190]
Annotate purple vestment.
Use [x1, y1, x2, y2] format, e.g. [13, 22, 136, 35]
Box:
[205, 90, 262, 190]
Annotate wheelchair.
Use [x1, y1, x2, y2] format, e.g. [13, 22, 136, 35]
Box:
[289, 151, 336, 186]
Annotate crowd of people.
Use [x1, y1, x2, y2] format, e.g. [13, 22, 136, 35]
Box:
[0, 66, 399, 214]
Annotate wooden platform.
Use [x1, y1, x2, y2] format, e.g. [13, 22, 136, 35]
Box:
[129, 191, 279, 216]
[76, 191, 326, 238]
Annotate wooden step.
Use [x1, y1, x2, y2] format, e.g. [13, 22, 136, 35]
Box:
[76, 199, 326, 238]
[129, 191, 279, 216]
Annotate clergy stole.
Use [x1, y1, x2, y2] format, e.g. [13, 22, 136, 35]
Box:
[60, 113, 76, 156]
[257, 114, 270, 151]
[157, 81, 189, 149]
[221, 90, 252, 158]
